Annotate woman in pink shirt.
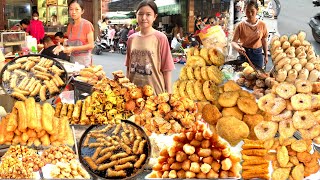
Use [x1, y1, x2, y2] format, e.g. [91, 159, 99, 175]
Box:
[125, 0, 174, 95]
[107, 25, 116, 52]
[27, 11, 45, 44]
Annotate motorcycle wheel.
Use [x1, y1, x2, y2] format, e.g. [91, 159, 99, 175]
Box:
[312, 29, 320, 43]
[121, 48, 126, 55]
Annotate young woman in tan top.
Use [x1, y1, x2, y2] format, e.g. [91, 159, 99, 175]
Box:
[232, 0, 268, 69]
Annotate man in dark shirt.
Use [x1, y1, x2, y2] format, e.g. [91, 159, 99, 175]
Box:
[41, 36, 70, 61]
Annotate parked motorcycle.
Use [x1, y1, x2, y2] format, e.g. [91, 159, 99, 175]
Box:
[309, 0, 320, 43]
[93, 30, 111, 55]
[118, 39, 127, 55]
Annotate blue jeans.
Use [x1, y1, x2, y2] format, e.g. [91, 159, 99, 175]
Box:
[240, 47, 264, 69]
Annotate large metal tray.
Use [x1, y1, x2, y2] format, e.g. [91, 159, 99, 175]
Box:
[78, 120, 151, 180]
[0, 54, 68, 102]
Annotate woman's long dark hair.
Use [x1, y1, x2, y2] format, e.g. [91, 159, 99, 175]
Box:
[68, 0, 84, 10]
[136, 0, 158, 14]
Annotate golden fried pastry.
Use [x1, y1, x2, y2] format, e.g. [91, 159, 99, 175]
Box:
[194, 80, 206, 101]
[202, 104, 222, 125]
[186, 80, 197, 101]
[179, 66, 188, 80]
[242, 114, 264, 140]
[223, 80, 241, 92]
[218, 91, 240, 108]
[203, 80, 219, 102]
[254, 121, 278, 140]
[216, 116, 249, 146]
[237, 97, 258, 115]
[222, 107, 244, 120]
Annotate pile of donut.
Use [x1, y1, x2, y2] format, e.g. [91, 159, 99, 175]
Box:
[271, 31, 320, 83]
[253, 80, 320, 179]
[173, 47, 225, 102]
[236, 62, 278, 99]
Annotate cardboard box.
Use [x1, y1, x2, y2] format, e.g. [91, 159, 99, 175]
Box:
[0, 94, 15, 113]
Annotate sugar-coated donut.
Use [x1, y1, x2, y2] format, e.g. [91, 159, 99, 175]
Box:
[271, 110, 293, 122]
[279, 119, 296, 139]
[294, 80, 312, 93]
[276, 82, 297, 99]
[292, 110, 316, 129]
[254, 121, 278, 140]
[291, 93, 312, 111]
[258, 93, 286, 115]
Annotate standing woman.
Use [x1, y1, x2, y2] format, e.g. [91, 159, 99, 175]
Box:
[125, 0, 174, 95]
[56, 0, 94, 66]
[28, 11, 45, 44]
[231, 0, 268, 69]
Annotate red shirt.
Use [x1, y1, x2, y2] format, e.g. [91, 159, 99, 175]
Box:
[27, 20, 45, 44]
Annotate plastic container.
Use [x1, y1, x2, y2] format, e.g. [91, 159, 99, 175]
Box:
[73, 79, 93, 103]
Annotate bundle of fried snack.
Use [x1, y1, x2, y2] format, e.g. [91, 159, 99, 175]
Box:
[54, 78, 154, 125]
[270, 32, 320, 84]
[203, 80, 268, 146]
[1, 55, 66, 101]
[257, 80, 320, 144]
[42, 145, 77, 165]
[81, 122, 150, 179]
[50, 159, 91, 179]
[75, 65, 106, 85]
[134, 94, 200, 135]
[264, 137, 319, 180]
[148, 121, 241, 179]
[0, 97, 74, 146]
[241, 139, 270, 180]
[236, 62, 276, 99]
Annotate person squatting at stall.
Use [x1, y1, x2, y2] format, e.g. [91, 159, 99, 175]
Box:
[125, 0, 175, 95]
[231, 0, 268, 69]
[54, 0, 94, 67]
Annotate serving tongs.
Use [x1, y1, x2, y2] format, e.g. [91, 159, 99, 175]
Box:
[241, 51, 269, 79]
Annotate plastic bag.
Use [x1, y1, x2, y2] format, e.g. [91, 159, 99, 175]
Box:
[198, 25, 227, 49]
[171, 37, 181, 50]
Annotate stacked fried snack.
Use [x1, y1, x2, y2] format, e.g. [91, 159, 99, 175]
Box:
[0, 145, 45, 178]
[75, 65, 106, 85]
[236, 62, 277, 99]
[42, 145, 77, 165]
[241, 139, 270, 179]
[50, 160, 91, 179]
[256, 80, 320, 143]
[255, 80, 320, 178]
[134, 93, 200, 135]
[0, 97, 74, 146]
[264, 137, 319, 179]
[270, 31, 320, 83]
[55, 80, 154, 125]
[202, 80, 268, 146]
[173, 47, 225, 102]
[148, 121, 241, 179]
[81, 123, 149, 178]
[2, 56, 66, 101]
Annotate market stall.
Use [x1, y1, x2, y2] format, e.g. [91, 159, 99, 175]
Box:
[0, 28, 320, 180]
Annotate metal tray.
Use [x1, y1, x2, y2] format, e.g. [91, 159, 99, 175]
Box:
[78, 120, 151, 180]
[0, 54, 68, 102]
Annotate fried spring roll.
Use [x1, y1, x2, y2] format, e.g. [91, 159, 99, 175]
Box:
[42, 103, 54, 132]
[84, 156, 98, 170]
[54, 102, 63, 117]
[112, 124, 121, 135]
[54, 74, 65, 87]
[34, 65, 48, 72]
[35, 74, 50, 81]
[24, 77, 36, 91]
[136, 140, 147, 154]
[25, 97, 37, 129]
[67, 104, 74, 119]
[72, 100, 82, 122]
[117, 155, 136, 165]
[17, 77, 29, 89]
[10, 74, 18, 89]
[60, 103, 68, 117]
[39, 85, 47, 101]
[15, 101, 27, 132]
[11, 92, 27, 101]
[110, 152, 128, 161]
[120, 142, 132, 154]
[25, 61, 36, 71]
[28, 80, 39, 92]
[80, 98, 89, 125]
[99, 146, 117, 156]
[30, 83, 41, 97]
[13, 69, 27, 77]
[15, 57, 28, 63]
[13, 88, 30, 96]
[107, 169, 126, 177]
[50, 65, 64, 76]
[7, 63, 22, 71]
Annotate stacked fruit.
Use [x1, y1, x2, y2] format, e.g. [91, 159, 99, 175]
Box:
[173, 47, 225, 102]
[270, 31, 320, 83]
